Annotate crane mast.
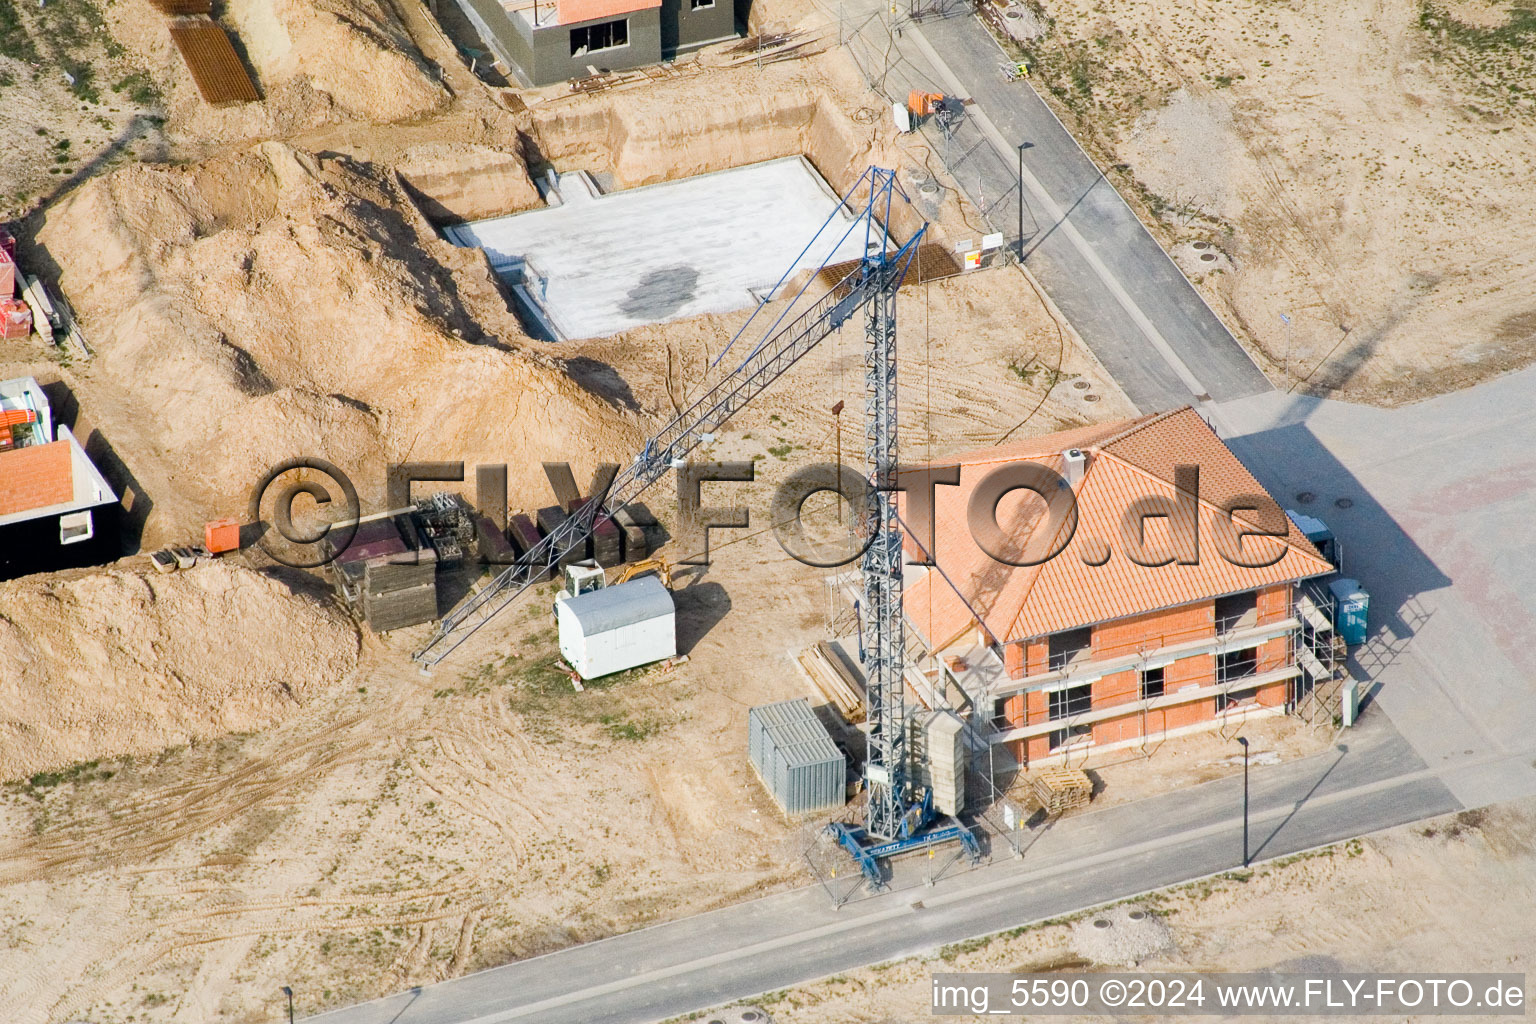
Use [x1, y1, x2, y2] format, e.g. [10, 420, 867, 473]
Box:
[860, 246, 906, 841]
[409, 166, 975, 883]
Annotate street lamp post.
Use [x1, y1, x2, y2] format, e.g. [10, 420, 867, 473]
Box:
[1017, 143, 1025, 261]
[1234, 733, 1247, 872]
[282, 986, 294, 1024]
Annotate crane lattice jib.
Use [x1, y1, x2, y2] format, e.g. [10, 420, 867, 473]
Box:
[413, 168, 925, 669]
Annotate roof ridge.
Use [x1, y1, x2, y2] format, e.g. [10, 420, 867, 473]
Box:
[1095, 405, 1190, 453]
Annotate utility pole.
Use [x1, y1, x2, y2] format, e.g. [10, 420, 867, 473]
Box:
[281, 986, 295, 1024]
[1236, 736, 1250, 867]
[1017, 143, 1026, 261]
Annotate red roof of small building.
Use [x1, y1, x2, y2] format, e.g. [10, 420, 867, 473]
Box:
[901, 407, 1335, 649]
[0, 440, 75, 517]
[557, 0, 660, 26]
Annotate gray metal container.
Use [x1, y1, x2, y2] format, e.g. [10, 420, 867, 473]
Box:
[748, 699, 845, 816]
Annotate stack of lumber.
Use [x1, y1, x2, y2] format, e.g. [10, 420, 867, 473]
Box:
[363, 555, 437, 632]
[798, 640, 865, 721]
[1027, 766, 1092, 815]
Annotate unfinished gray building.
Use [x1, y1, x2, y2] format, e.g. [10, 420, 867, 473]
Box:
[451, 0, 743, 86]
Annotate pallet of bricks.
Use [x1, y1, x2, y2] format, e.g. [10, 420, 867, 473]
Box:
[0, 230, 33, 341]
[363, 553, 438, 632]
[1027, 766, 1092, 815]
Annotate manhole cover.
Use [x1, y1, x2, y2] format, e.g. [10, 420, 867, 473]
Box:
[1295, 491, 1316, 504]
[1192, 241, 1209, 250]
[1084, 394, 1100, 402]
[919, 183, 940, 196]
[1005, 9, 1020, 16]
[1072, 380, 1091, 390]
[1128, 910, 1147, 921]
[1200, 253, 1218, 262]
[1335, 497, 1354, 509]
[1094, 918, 1111, 929]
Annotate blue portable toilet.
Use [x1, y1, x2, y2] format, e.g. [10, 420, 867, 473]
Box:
[1328, 578, 1369, 646]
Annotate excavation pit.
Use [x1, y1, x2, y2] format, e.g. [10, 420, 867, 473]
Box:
[445, 156, 880, 341]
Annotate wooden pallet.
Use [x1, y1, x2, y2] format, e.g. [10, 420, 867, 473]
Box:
[169, 17, 260, 104]
[1027, 766, 1092, 815]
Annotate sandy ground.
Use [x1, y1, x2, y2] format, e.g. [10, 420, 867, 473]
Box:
[727, 798, 1536, 1023]
[0, 0, 1156, 1020]
[1011, 0, 1536, 404]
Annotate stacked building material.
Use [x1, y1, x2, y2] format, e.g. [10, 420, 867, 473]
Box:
[507, 512, 551, 579]
[798, 640, 864, 721]
[0, 248, 15, 297]
[908, 710, 966, 816]
[0, 299, 32, 340]
[590, 512, 621, 567]
[475, 514, 516, 563]
[1027, 767, 1092, 815]
[0, 228, 14, 260]
[537, 504, 584, 567]
[362, 554, 438, 632]
[168, 17, 260, 104]
[148, 0, 213, 11]
[612, 506, 648, 560]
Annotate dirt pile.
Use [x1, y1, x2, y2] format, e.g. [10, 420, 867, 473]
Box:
[105, 0, 448, 141]
[0, 561, 360, 781]
[34, 140, 639, 540]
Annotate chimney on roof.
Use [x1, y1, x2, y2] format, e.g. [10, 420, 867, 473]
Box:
[1062, 448, 1087, 487]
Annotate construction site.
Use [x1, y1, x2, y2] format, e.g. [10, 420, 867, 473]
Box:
[0, 0, 1532, 1018]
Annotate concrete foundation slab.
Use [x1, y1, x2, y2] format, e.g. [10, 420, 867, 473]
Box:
[445, 156, 880, 340]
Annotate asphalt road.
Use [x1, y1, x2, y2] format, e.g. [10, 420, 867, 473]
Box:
[856, 3, 1272, 410]
[309, 714, 1472, 1024]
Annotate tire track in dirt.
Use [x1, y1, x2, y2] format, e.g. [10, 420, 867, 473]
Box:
[0, 711, 389, 885]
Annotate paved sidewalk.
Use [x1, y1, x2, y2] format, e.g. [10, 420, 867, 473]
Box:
[309, 711, 1473, 1024]
[839, 1, 1271, 410]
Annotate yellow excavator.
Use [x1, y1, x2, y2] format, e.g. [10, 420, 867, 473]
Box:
[614, 557, 675, 588]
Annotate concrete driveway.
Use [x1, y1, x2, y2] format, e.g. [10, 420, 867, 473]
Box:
[1217, 368, 1536, 810]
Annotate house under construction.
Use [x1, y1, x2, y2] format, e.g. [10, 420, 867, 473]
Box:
[893, 407, 1343, 767]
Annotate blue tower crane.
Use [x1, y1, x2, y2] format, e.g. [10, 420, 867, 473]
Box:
[410, 166, 978, 885]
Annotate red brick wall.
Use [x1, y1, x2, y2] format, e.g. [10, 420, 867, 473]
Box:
[0, 441, 73, 516]
[1257, 583, 1291, 624]
[1026, 639, 1048, 675]
[1256, 635, 1290, 673]
[1005, 642, 1026, 679]
[1092, 669, 1139, 711]
[1092, 600, 1214, 659]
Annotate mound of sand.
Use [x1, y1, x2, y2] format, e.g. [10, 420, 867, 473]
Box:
[0, 561, 360, 781]
[107, 0, 447, 140]
[35, 141, 639, 540]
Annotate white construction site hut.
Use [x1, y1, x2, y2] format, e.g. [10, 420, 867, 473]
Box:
[555, 575, 676, 680]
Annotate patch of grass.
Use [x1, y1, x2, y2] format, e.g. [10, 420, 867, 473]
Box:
[1420, 1, 1536, 114]
[113, 69, 159, 105]
[0, 0, 37, 61]
[20, 759, 114, 793]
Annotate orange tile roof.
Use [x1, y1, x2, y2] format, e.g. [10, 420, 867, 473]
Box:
[901, 407, 1334, 649]
[557, 0, 660, 25]
[0, 440, 75, 517]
